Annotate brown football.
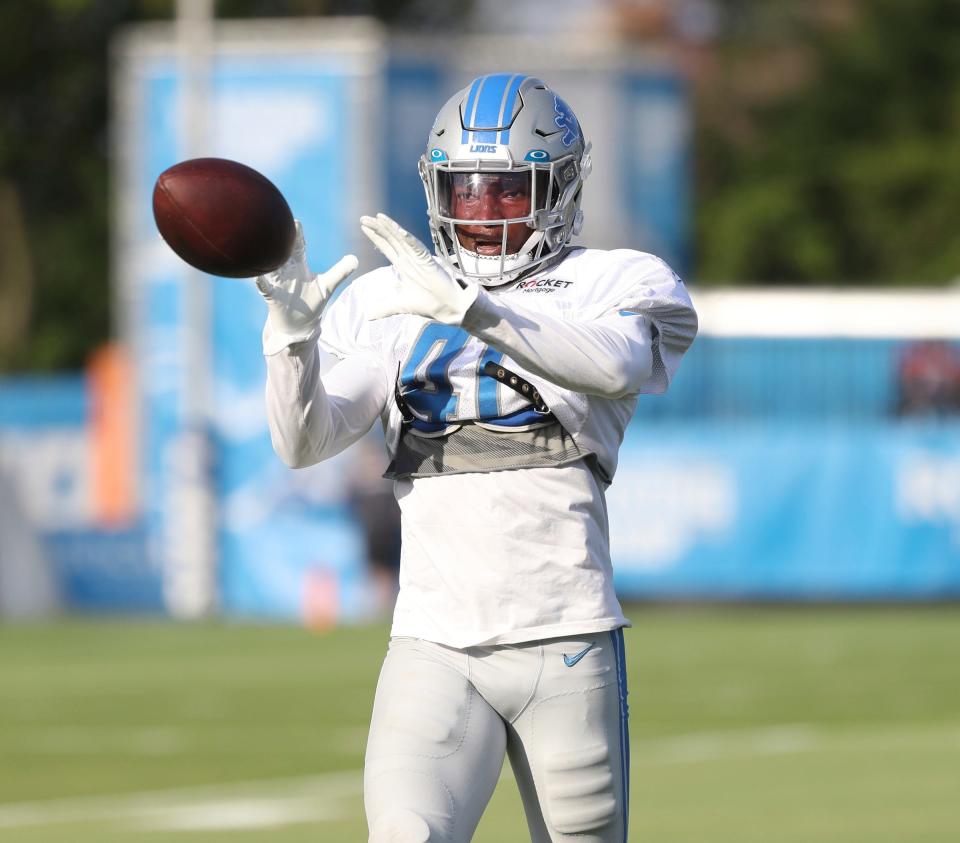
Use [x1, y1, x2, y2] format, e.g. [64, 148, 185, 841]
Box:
[152, 157, 296, 278]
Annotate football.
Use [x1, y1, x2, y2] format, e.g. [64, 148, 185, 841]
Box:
[152, 157, 296, 278]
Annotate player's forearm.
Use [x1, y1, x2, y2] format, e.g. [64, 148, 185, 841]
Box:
[264, 338, 387, 468]
[461, 290, 653, 398]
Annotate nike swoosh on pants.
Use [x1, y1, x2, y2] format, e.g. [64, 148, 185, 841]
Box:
[562, 642, 596, 667]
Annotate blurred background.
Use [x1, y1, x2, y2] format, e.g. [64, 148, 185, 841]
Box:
[0, 1, 958, 840]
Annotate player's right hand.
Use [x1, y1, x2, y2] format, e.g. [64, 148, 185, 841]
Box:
[256, 221, 358, 344]
[360, 213, 477, 325]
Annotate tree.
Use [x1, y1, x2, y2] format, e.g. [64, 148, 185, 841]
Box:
[0, 1, 169, 371]
[696, 0, 960, 285]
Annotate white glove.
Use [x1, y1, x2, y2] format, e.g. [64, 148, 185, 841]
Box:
[360, 213, 477, 325]
[256, 221, 358, 347]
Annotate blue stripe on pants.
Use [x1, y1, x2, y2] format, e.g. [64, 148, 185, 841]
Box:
[609, 628, 630, 841]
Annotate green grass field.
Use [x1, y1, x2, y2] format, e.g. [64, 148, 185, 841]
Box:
[0, 607, 957, 841]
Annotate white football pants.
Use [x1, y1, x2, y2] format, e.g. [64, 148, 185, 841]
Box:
[364, 630, 630, 842]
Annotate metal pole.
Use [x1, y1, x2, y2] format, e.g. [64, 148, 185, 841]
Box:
[168, 0, 217, 619]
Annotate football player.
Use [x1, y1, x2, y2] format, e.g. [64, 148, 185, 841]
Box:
[257, 73, 698, 842]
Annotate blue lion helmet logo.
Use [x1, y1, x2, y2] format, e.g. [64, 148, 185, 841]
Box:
[553, 95, 581, 148]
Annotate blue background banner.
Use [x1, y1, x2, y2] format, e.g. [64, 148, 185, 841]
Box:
[608, 421, 960, 599]
[5, 380, 960, 611]
[0, 377, 163, 611]
[132, 51, 374, 621]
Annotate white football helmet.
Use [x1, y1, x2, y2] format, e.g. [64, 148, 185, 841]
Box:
[419, 74, 591, 287]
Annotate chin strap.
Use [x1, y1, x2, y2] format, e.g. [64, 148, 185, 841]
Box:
[451, 241, 535, 286]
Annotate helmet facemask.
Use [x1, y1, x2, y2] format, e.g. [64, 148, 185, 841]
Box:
[421, 155, 584, 287]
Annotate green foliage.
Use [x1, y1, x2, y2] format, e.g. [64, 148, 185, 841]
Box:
[698, 0, 960, 285]
[0, 1, 168, 372]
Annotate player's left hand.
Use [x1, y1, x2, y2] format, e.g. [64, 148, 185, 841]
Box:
[256, 221, 358, 342]
[360, 213, 477, 325]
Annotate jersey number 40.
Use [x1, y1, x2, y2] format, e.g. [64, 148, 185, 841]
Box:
[399, 323, 542, 431]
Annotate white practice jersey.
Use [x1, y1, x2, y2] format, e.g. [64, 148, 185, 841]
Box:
[263, 246, 697, 647]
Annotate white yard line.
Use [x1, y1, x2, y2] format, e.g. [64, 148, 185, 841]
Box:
[13, 726, 189, 756]
[637, 721, 960, 765]
[638, 724, 821, 764]
[1, 722, 957, 830]
[131, 795, 344, 832]
[0, 770, 361, 830]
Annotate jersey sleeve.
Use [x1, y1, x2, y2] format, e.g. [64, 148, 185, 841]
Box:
[461, 252, 697, 398]
[262, 276, 391, 468]
[594, 251, 699, 394]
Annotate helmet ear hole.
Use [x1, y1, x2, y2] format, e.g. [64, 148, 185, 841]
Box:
[534, 172, 553, 213]
[580, 144, 593, 181]
[572, 209, 584, 237]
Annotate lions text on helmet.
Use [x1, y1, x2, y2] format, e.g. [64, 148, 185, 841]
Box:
[419, 74, 592, 287]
